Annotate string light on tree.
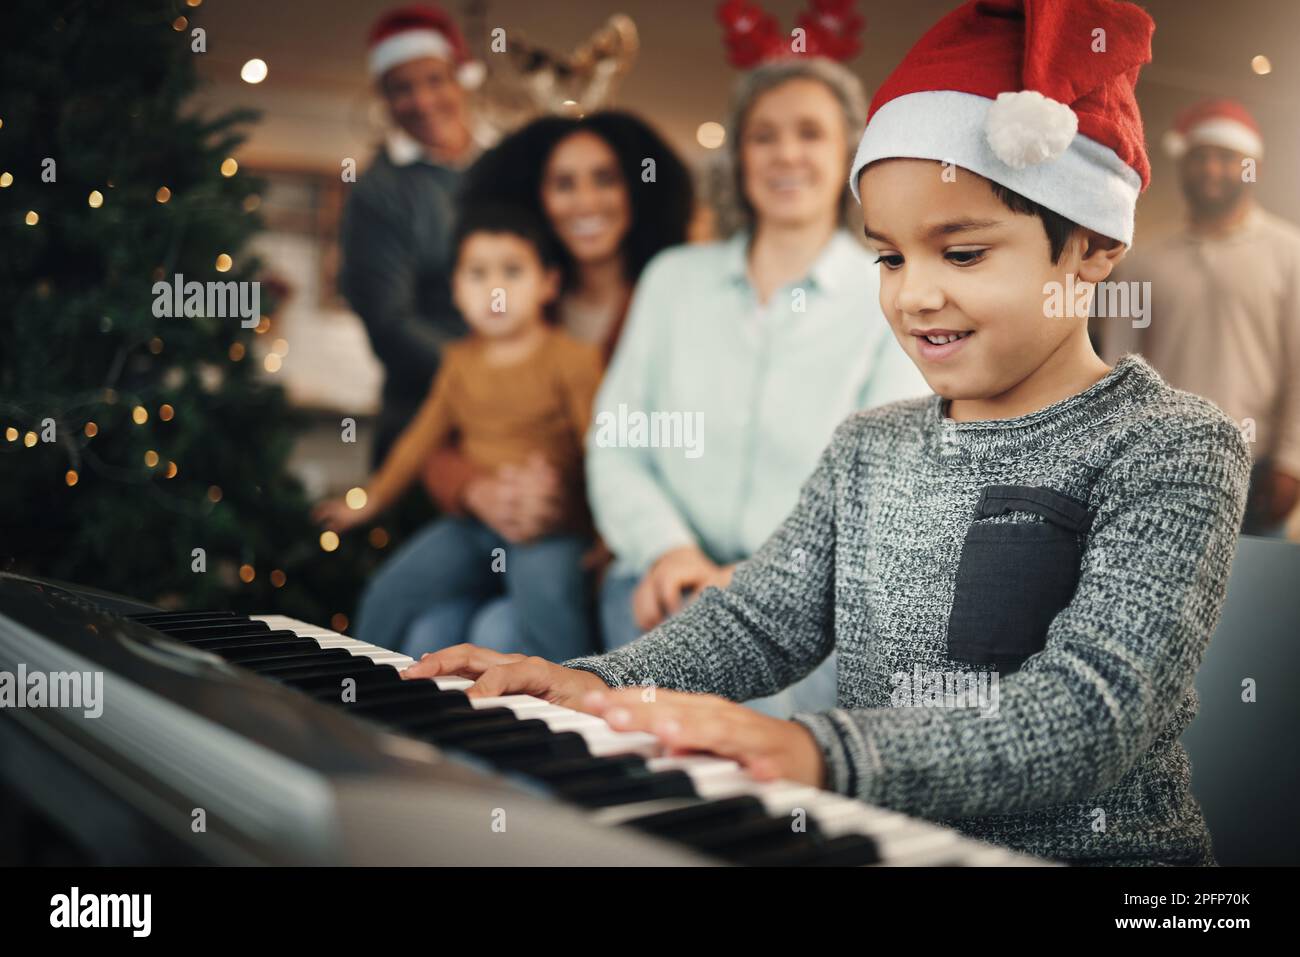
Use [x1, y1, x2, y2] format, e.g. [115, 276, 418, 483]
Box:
[88, 190, 104, 208]
[241, 59, 268, 84]
[23, 431, 37, 447]
[165, 461, 178, 479]
[132, 405, 148, 424]
[345, 487, 368, 510]
[0, 172, 12, 188]
[65, 470, 78, 487]
[319, 531, 340, 552]
[84, 422, 98, 437]
[215, 253, 232, 272]
[238, 564, 255, 583]
[270, 569, 287, 588]
[159, 403, 175, 421]
[155, 186, 171, 203]
[221, 157, 238, 177]
[25, 211, 38, 225]
[144, 450, 159, 467]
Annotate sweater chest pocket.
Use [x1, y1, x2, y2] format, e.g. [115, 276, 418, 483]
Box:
[946, 485, 1093, 673]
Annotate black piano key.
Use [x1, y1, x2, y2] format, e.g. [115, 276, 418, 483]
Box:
[297, 670, 405, 691]
[459, 729, 591, 765]
[227, 648, 353, 668]
[335, 688, 471, 719]
[686, 816, 827, 858]
[558, 769, 697, 808]
[627, 795, 770, 838]
[271, 663, 402, 686]
[129, 611, 240, 625]
[509, 753, 648, 785]
[395, 707, 517, 728]
[745, 833, 883, 867]
[387, 710, 524, 735]
[155, 621, 274, 640]
[186, 631, 304, 651]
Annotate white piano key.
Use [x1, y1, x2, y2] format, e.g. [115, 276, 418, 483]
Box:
[469, 694, 552, 711]
[647, 755, 740, 777]
[431, 676, 474, 691]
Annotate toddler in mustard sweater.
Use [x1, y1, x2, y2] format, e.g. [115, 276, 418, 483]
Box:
[316, 204, 602, 660]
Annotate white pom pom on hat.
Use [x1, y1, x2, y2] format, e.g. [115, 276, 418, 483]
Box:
[984, 90, 1079, 169]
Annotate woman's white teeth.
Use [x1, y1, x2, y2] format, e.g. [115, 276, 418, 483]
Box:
[569, 217, 608, 237]
[925, 332, 970, 345]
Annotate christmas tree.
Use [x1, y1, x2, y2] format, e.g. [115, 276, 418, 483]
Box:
[0, 0, 379, 627]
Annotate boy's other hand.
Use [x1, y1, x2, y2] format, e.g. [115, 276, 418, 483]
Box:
[312, 497, 370, 533]
[633, 546, 720, 631]
[580, 688, 828, 789]
[401, 644, 608, 708]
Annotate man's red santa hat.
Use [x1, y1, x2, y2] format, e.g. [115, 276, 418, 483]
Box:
[849, 0, 1155, 247]
[367, 4, 485, 88]
[1162, 98, 1263, 159]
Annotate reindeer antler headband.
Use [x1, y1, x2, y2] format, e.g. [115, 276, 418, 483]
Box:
[716, 0, 864, 68]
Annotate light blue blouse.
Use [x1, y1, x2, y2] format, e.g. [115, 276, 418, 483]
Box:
[585, 229, 930, 575]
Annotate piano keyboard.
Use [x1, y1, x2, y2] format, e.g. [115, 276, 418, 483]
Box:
[128, 612, 1050, 867]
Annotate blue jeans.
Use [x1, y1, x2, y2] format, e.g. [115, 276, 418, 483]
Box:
[599, 571, 838, 719]
[355, 517, 595, 661]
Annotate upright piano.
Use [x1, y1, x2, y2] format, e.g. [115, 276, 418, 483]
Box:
[0, 572, 1048, 866]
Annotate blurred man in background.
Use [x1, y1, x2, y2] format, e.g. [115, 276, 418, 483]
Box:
[339, 4, 483, 464]
[1102, 99, 1300, 536]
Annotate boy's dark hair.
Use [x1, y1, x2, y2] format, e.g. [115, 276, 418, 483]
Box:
[985, 181, 1081, 264]
[451, 202, 562, 271]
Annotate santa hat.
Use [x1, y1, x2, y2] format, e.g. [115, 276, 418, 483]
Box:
[849, 0, 1155, 247]
[1162, 98, 1263, 159]
[368, 4, 485, 88]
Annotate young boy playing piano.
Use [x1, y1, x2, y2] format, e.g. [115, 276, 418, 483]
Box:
[402, 0, 1251, 866]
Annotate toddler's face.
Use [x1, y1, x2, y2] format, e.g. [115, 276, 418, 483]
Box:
[452, 232, 559, 338]
[858, 158, 1118, 402]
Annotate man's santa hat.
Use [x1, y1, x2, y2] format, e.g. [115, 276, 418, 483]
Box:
[849, 0, 1155, 247]
[1162, 98, 1263, 159]
[368, 4, 485, 88]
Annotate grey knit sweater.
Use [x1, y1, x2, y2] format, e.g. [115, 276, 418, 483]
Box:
[565, 356, 1251, 866]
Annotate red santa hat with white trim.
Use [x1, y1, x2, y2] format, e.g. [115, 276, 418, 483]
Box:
[1162, 98, 1263, 159]
[849, 0, 1155, 247]
[367, 4, 485, 88]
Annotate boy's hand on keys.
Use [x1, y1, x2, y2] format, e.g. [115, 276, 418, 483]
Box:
[582, 688, 828, 789]
[401, 644, 608, 708]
